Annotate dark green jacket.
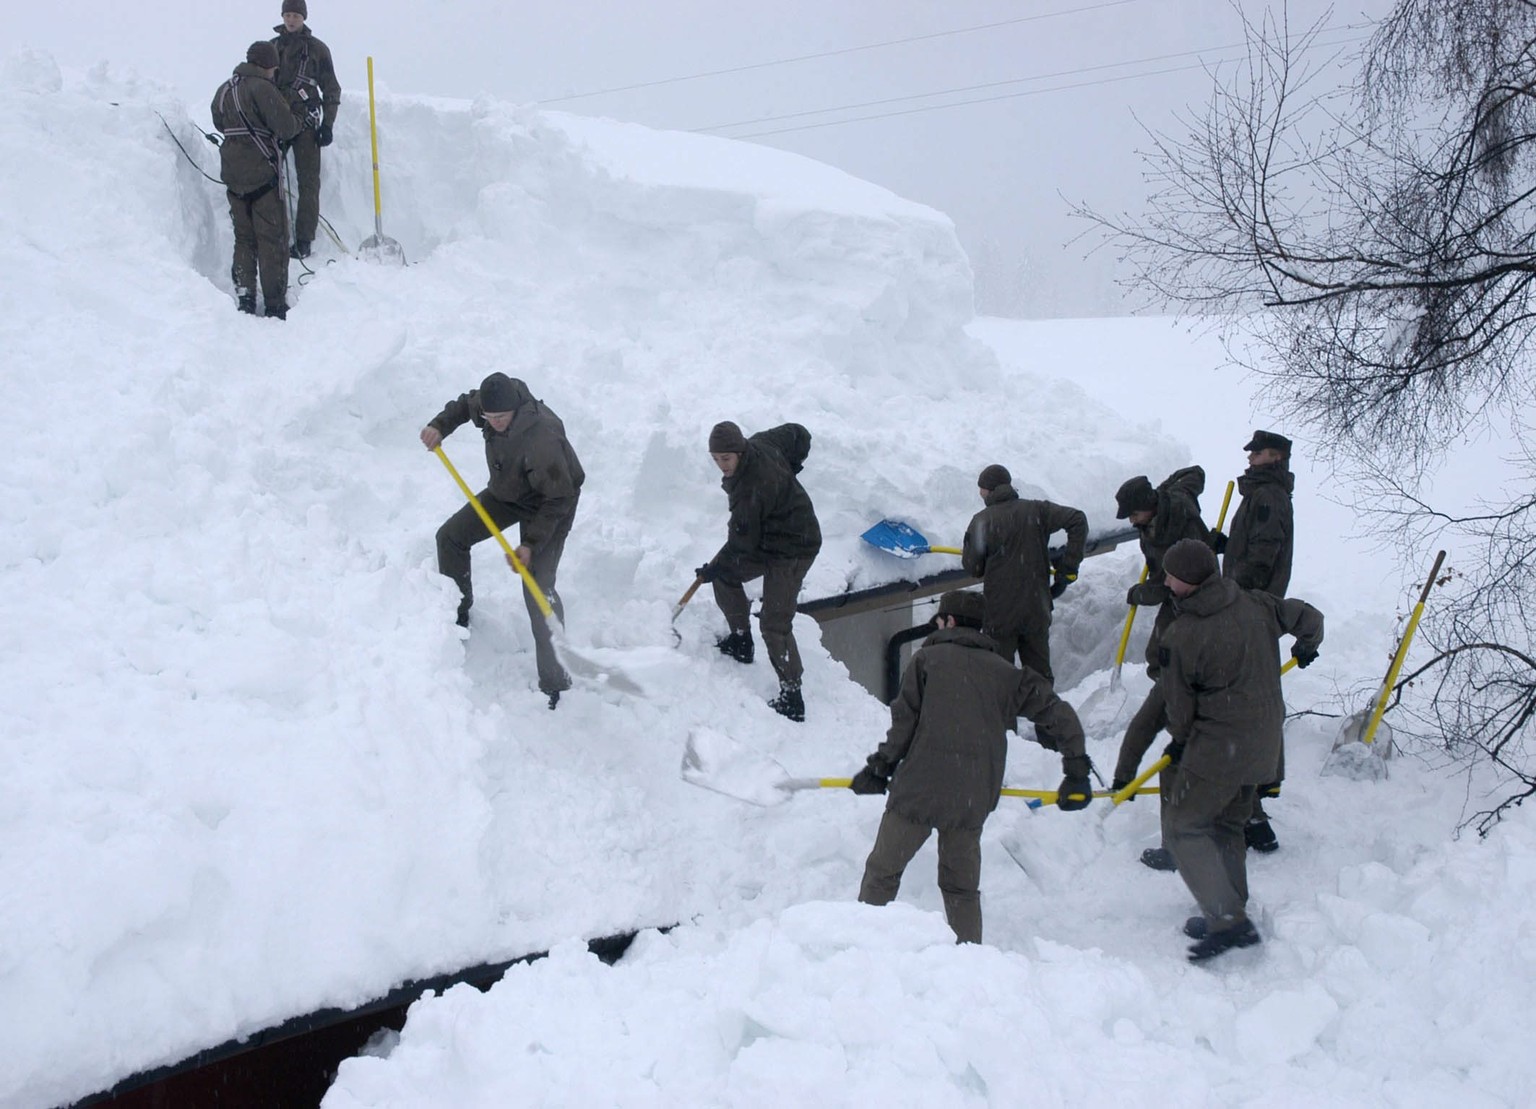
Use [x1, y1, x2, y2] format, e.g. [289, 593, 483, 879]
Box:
[961, 484, 1087, 640]
[210, 64, 301, 196]
[1224, 464, 1294, 596]
[713, 425, 821, 571]
[271, 25, 341, 129]
[1127, 466, 1212, 669]
[871, 627, 1086, 832]
[428, 379, 584, 549]
[1159, 577, 1323, 785]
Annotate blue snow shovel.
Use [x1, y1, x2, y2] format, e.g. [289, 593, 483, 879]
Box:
[860, 519, 962, 559]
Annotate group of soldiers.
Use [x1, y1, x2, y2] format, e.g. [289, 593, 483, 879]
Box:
[420, 370, 1324, 962]
[210, 1, 341, 319]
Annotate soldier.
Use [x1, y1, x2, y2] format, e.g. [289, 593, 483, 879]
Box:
[420, 373, 584, 708]
[851, 589, 1092, 944]
[1107, 468, 1212, 872]
[1154, 539, 1322, 961]
[211, 42, 301, 319]
[271, 0, 340, 260]
[1211, 429, 1296, 852]
[695, 421, 821, 722]
[961, 463, 1088, 683]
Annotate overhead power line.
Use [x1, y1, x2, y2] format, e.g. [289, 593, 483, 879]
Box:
[691, 26, 1374, 135]
[538, 0, 1141, 104]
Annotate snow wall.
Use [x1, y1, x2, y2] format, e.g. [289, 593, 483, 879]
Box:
[0, 51, 1188, 1108]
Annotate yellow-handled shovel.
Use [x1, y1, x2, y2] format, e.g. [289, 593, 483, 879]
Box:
[358, 56, 405, 265]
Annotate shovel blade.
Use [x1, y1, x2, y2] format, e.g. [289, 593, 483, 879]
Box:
[358, 233, 406, 265]
[681, 727, 794, 806]
[555, 637, 644, 696]
[860, 519, 931, 559]
[1321, 712, 1393, 779]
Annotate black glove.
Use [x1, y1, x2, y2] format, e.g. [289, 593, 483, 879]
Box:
[1127, 581, 1171, 607]
[316, 123, 333, 147]
[1209, 531, 1228, 555]
[1110, 776, 1134, 799]
[1050, 570, 1076, 599]
[1162, 739, 1185, 766]
[694, 563, 716, 584]
[1291, 643, 1319, 669]
[849, 767, 889, 795]
[1057, 774, 1092, 811]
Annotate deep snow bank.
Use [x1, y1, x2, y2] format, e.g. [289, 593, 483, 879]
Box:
[0, 53, 1172, 1107]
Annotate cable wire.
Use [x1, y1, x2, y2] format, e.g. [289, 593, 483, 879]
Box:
[538, 0, 1141, 104]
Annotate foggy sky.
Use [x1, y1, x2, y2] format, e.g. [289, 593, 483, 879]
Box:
[22, 0, 1393, 317]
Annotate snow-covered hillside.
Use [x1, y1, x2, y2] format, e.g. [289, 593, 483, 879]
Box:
[2, 48, 1531, 1109]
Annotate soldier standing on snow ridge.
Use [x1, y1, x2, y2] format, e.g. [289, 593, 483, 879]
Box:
[1107, 467, 1213, 874]
[695, 420, 821, 723]
[271, 0, 340, 261]
[1154, 539, 1322, 962]
[850, 589, 1092, 945]
[420, 373, 584, 709]
[1210, 429, 1296, 853]
[211, 42, 301, 319]
[961, 463, 1088, 684]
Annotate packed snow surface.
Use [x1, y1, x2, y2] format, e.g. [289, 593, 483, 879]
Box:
[0, 50, 1529, 1109]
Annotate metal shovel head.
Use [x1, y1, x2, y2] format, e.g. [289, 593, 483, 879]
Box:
[1321, 712, 1394, 780]
[681, 726, 795, 806]
[1077, 670, 1132, 736]
[358, 233, 406, 265]
[553, 632, 644, 696]
[860, 519, 931, 559]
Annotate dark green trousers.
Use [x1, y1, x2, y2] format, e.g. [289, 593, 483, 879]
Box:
[858, 809, 983, 944]
[712, 555, 814, 685]
[1166, 766, 1256, 931]
[990, 627, 1053, 684]
[228, 183, 289, 312]
[436, 490, 575, 694]
[287, 130, 322, 246]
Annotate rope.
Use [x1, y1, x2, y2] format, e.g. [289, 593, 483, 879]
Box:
[155, 111, 224, 185]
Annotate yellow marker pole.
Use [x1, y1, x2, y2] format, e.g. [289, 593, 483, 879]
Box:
[1360, 550, 1447, 746]
[433, 446, 555, 620]
[366, 56, 384, 238]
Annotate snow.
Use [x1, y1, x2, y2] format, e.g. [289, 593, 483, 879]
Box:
[0, 49, 1530, 1109]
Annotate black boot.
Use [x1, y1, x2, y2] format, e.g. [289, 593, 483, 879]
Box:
[1140, 847, 1177, 872]
[767, 681, 804, 722]
[1244, 819, 1279, 853]
[715, 630, 754, 664]
[290, 240, 312, 260]
[546, 691, 560, 710]
[1187, 918, 1261, 962]
[267, 302, 288, 321]
[1183, 915, 1207, 939]
[237, 293, 257, 315]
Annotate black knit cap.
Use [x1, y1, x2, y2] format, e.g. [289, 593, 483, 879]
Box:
[1163, 537, 1219, 585]
[708, 421, 748, 454]
[282, 0, 308, 16]
[978, 464, 1011, 491]
[1115, 475, 1157, 519]
[1243, 429, 1292, 455]
[246, 41, 279, 69]
[936, 589, 986, 628]
[478, 372, 520, 413]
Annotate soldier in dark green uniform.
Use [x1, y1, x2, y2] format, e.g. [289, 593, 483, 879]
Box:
[696, 421, 821, 722]
[211, 42, 301, 318]
[1106, 467, 1212, 872]
[420, 374, 584, 708]
[961, 463, 1087, 683]
[1155, 539, 1322, 961]
[1211, 429, 1296, 853]
[851, 589, 1092, 944]
[271, 0, 340, 260]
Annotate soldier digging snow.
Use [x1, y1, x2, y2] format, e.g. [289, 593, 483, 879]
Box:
[1211, 429, 1296, 853]
[211, 42, 301, 319]
[850, 589, 1092, 945]
[271, 0, 340, 260]
[420, 373, 584, 708]
[695, 420, 821, 722]
[1154, 539, 1322, 962]
[961, 463, 1087, 683]
[1107, 467, 1213, 873]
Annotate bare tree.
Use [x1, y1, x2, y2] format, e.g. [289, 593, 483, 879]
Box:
[1079, 1, 1536, 829]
